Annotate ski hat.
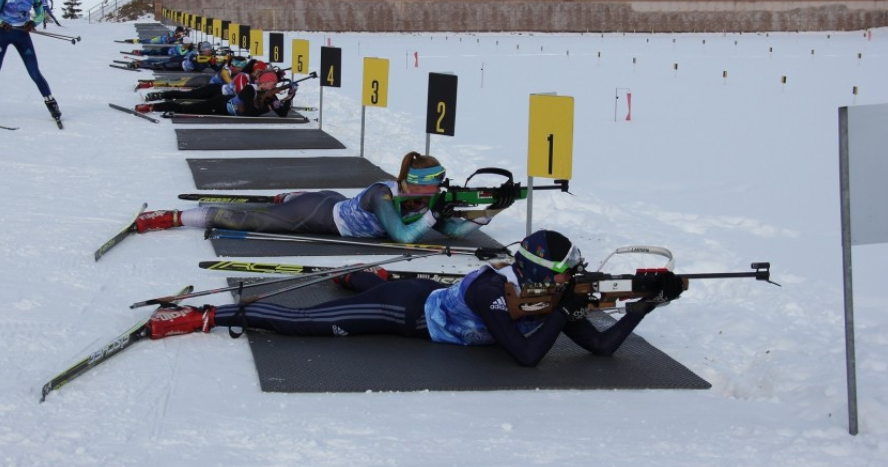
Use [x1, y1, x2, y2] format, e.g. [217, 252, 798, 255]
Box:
[513, 230, 583, 285]
[198, 41, 213, 53]
[252, 60, 268, 73]
[258, 71, 279, 85]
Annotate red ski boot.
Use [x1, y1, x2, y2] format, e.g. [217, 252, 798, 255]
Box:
[149, 305, 215, 339]
[134, 104, 154, 114]
[135, 210, 181, 233]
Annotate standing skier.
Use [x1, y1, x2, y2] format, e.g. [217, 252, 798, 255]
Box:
[40, 0, 59, 28]
[0, 0, 62, 127]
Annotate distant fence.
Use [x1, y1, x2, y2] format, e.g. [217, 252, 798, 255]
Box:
[88, 0, 124, 23]
[155, 0, 888, 33]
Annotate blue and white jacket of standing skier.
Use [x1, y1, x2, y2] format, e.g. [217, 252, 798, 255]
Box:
[0, 0, 44, 27]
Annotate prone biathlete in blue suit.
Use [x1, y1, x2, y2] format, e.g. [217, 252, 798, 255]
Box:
[143, 230, 685, 366]
[134, 151, 495, 244]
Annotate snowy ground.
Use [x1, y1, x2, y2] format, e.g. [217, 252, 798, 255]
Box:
[1, 18, 886, 466]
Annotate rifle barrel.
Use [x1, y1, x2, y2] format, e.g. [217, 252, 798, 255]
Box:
[678, 272, 760, 279]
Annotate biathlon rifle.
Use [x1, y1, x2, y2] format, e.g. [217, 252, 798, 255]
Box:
[507, 246, 779, 319]
[397, 167, 569, 220]
[177, 166, 568, 212]
[269, 71, 318, 93]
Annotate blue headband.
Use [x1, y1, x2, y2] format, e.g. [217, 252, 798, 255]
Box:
[405, 165, 446, 185]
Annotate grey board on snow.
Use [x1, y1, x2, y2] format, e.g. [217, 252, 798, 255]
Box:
[177, 128, 345, 151]
[186, 156, 393, 190]
[225, 278, 712, 393]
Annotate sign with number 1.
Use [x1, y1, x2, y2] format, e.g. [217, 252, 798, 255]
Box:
[527, 94, 574, 180]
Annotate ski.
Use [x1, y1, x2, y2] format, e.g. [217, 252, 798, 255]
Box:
[0, 125, 18, 131]
[206, 228, 508, 259]
[293, 106, 319, 112]
[94, 203, 147, 261]
[179, 193, 276, 204]
[199, 260, 466, 284]
[113, 59, 134, 65]
[108, 103, 159, 123]
[109, 64, 141, 72]
[40, 285, 194, 402]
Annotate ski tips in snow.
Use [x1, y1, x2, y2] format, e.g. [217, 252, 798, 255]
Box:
[94, 203, 148, 261]
[109, 64, 141, 72]
[39, 285, 194, 403]
[108, 103, 159, 124]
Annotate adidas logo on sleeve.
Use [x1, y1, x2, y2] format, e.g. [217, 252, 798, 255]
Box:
[489, 297, 508, 312]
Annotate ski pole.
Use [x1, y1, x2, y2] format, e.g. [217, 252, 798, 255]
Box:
[206, 228, 509, 259]
[240, 251, 441, 304]
[129, 252, 444, 309]
[19, 28, 81, 44]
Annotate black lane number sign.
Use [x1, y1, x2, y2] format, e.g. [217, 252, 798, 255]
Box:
[321, 47, 342, 88]
[426, 73, 457, 136]
[269, 33, 284, 63]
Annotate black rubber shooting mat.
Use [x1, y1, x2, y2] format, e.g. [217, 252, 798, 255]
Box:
[170, 114, 308, 124]
[209, 229, 503, 257]
[225, 278, 711, 393]
[186, 156, 394, 190]
[177, 129, 346, 151]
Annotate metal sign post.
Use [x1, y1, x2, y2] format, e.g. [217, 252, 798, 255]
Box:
[837, 103, 888, 435]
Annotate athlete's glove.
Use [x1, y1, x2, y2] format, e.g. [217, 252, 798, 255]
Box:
[22, 21, 35, 32]
[559, 281, 591, 322]
[633, 270, 684, 304]
[1, 22, 12, 32]
[283, 83, 298, 101]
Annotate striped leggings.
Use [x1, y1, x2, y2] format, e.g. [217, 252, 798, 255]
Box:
[214, 273, 446, 338]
